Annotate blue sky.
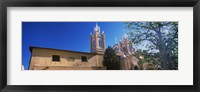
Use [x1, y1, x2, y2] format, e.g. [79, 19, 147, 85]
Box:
[22, 22, 127, 70]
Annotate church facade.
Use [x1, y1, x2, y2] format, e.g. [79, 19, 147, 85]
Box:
[113, 33, 140, 70]
[28, 23, 140, 70]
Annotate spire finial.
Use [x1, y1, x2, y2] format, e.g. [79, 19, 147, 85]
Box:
[96, 22, 98, 27]
[94, 22, 100, 32]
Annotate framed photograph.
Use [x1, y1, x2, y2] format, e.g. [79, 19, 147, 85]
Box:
[0, 0, 199, 92]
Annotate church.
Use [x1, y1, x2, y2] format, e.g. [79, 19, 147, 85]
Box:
[28, 23, 140, 70]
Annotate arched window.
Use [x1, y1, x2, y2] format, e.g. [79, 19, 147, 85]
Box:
[134, 66, 139, 70]
[92, 38, 96, 49]
[99, 37, 103, 48]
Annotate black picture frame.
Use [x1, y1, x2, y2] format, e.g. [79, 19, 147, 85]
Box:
[0, 0, 199, 92]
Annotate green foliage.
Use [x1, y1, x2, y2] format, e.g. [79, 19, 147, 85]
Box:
[125, 22, 178, 70]
[135, 50, 161, 70]
[103, 46, 120, 70]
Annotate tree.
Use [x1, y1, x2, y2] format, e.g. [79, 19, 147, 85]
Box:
[134, 49, 161, 70]
[103, 46, 120, 70]
[125, 22, 178, 70]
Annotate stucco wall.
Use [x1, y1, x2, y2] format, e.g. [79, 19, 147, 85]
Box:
[29, 48, 104, 70]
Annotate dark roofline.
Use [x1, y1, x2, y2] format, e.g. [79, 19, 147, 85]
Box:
[29, 46, 97, 55]
[113, 43, 119, 48]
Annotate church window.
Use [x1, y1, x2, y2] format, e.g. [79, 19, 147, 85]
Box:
[52, 55, 60, 62]
[122, 47, 126, 52]
[81, 56, 87, 62]
[92, 39, 95, 50]
[99, 38, 101, 48]
[68, 57, 75, 61]
[134, 66, 139, 70]
[99, 37, 103, 48]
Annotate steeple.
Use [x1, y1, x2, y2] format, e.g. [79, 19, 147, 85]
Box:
[94, 22, 100, 32]
[90, 23, 106, 54]
[96, 22, 98, 28]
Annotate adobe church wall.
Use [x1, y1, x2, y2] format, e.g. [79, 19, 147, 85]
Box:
[29, 48, 104, 70]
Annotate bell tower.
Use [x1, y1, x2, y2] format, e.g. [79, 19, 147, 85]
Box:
[90, 23, 106, 54]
